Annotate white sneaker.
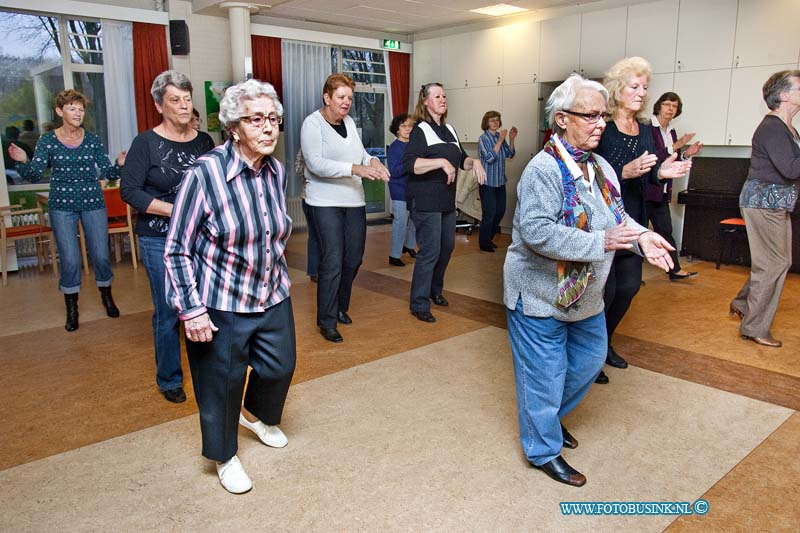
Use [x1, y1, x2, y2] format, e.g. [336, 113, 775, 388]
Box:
[216, 455, 252, 494]
[239, 413, 288, 448]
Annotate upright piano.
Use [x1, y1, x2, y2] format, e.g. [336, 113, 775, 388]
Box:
[676, 157, 800, 273]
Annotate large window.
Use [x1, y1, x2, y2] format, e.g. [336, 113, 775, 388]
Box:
[0, 9, 107, 187]
[332, 46, 390, 217]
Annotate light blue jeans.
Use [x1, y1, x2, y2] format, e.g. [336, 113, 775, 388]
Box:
[389, 199, 416, 259]
[506, 298, 606, 466]
[49, 208, 113, 294]
[139, 235, 183, 391]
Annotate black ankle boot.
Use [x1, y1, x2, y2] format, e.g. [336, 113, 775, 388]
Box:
[64, 293, 79, 332]
[99, 286, 120, 318]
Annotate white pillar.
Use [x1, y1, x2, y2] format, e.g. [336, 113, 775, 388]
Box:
[220, 2, 257, 83]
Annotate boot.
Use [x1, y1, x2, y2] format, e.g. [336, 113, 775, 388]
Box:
[64, 293, 79, 332]
[99, 286, 120, 318]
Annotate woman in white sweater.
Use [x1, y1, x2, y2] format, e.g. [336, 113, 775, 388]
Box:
[300, 73, 389, 343]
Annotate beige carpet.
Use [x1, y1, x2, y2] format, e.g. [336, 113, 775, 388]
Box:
[0, 327, 791, 531]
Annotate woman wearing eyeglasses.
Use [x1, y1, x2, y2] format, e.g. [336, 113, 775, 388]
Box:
[300, 73, 390, 343]
[121, 70, 214, 404]
[594, 57, 691, 383]
[165, 79, 296, 494]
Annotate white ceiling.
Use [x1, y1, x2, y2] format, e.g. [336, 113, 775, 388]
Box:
[193, 0, 657, 36]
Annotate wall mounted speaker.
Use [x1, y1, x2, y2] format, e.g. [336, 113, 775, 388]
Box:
[169, 20, 190, 55]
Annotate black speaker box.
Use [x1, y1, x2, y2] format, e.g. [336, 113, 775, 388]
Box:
[169, 20, 190, 55]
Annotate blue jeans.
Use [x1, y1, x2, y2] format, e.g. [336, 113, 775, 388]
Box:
[478, 184, 506, 248]
[409, 209, 455, 312]
[49, 208, 113, 293]
[506, 299, 606, 466]
[308, 206, 366, 329]
[389, 199, 416, 259]
[139, 235, 183, 391]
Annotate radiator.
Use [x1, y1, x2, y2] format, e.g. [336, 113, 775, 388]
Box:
[286, 196, 308, 230]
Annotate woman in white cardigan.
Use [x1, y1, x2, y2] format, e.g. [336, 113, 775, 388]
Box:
[301, 73, 390, 343]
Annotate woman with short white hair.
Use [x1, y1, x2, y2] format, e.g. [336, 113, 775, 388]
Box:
[504, 74, 675, 487]
[165, 78, 295, 494]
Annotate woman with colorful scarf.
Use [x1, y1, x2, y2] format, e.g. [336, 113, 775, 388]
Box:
[503, 75, 675, 487]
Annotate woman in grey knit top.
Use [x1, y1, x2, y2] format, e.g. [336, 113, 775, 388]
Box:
[503, 75, 675, 487]
[730, 70, 800, 348]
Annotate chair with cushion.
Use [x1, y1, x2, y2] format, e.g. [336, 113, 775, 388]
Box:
[716, 217, 747, 269]
[1, 204, 57, 286]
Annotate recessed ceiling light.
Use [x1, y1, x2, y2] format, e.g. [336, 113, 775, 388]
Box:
[470, 3, 528, 16]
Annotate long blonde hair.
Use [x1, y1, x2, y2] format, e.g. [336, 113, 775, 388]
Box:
[413, 83, 447, 124]
[603, 57, 652, 121]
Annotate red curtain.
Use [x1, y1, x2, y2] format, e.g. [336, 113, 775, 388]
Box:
[133, 22, 169, 132]
[251, 35, 283, 103]
[388, 52, 411, 117]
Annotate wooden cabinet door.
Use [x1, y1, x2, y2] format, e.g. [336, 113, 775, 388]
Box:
[674, 69, 732, 145]
[503, 20, 540, 85]
[579, 6, 627, 79]
[675, 0, 737, 72]
[733, 0, 800, 68]
[540, 14, 581, 82]
[626, 0, 679, 74]
[413, 38, 442, 90]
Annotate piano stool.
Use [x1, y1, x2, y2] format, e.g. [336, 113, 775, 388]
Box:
[716, 217, 747, 269]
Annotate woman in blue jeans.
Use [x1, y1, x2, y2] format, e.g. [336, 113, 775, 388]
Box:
[121, 71, 214, 403]
[387, 113, 417, 266]
[9, 89, 125, 331]
[477, 110, 516, 252]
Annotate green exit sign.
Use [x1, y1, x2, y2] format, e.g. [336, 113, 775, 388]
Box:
[382, 39, 400, 50]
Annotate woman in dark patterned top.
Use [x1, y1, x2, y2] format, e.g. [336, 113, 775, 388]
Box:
[595, 57, 691, 381]
[9, 89, 126, 332]
[121, 71, 214, 404]
[730, 70, 800, 348]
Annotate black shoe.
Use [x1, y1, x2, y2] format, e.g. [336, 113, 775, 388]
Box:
[490, 241, 498, 249]
[309, 275, 318, 283]
[594, 370, 609, 384]
[533, 455, 586, 487]
[320, 327, 343, 343]
[403, 246, 417, 258]
[162, 387, 187, 403]
[479, 245, 495, 252]
[389, 256, 405, 267]
[669, 271, 699, 281]
[606, 346, 628, 369]
[64, 293, 79, 332]
[99, 286, 120, 318]
[411, 310, 436, 323]
[430, 294, 449, 307]
[561, 424, 578, 449]
[337, 310, 352, 325]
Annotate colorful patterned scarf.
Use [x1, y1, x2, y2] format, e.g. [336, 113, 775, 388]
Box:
[543, 135, 624, 308]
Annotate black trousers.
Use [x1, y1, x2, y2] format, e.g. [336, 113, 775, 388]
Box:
[409, 209, 456, 312]
[646, 200, 681, 274]
[603, 252, 642, 347]
[186, 298, 296, 462]
[309, 205, 366, 329]
[478, 184, 506, 247]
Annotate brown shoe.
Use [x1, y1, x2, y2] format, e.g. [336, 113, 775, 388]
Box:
[729, 303, 744, 320]
[742, 335, 782, 348]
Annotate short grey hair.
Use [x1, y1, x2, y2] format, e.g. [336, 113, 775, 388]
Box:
[218, 79, 284, 130]
[762, 70, 800, 111]
[545, 74, 609, 132]
[150, 70, 193, 105]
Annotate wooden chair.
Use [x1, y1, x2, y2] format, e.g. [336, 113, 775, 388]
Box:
[76, 189, 138, 270]
[1, 204, 57, 286]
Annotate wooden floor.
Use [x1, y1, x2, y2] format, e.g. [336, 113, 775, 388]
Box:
[0, 225, 797, 530]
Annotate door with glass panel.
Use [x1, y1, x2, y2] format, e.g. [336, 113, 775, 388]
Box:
[350, 88, 390, 218]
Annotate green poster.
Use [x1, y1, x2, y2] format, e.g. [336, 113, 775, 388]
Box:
[204, 81, 231, 132]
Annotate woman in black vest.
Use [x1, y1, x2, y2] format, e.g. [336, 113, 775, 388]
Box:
[402, 83, 486, 322]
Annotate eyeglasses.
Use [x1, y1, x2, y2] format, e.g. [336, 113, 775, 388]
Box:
[561, 109, 607, 123]
[240, 114, 283, 128]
